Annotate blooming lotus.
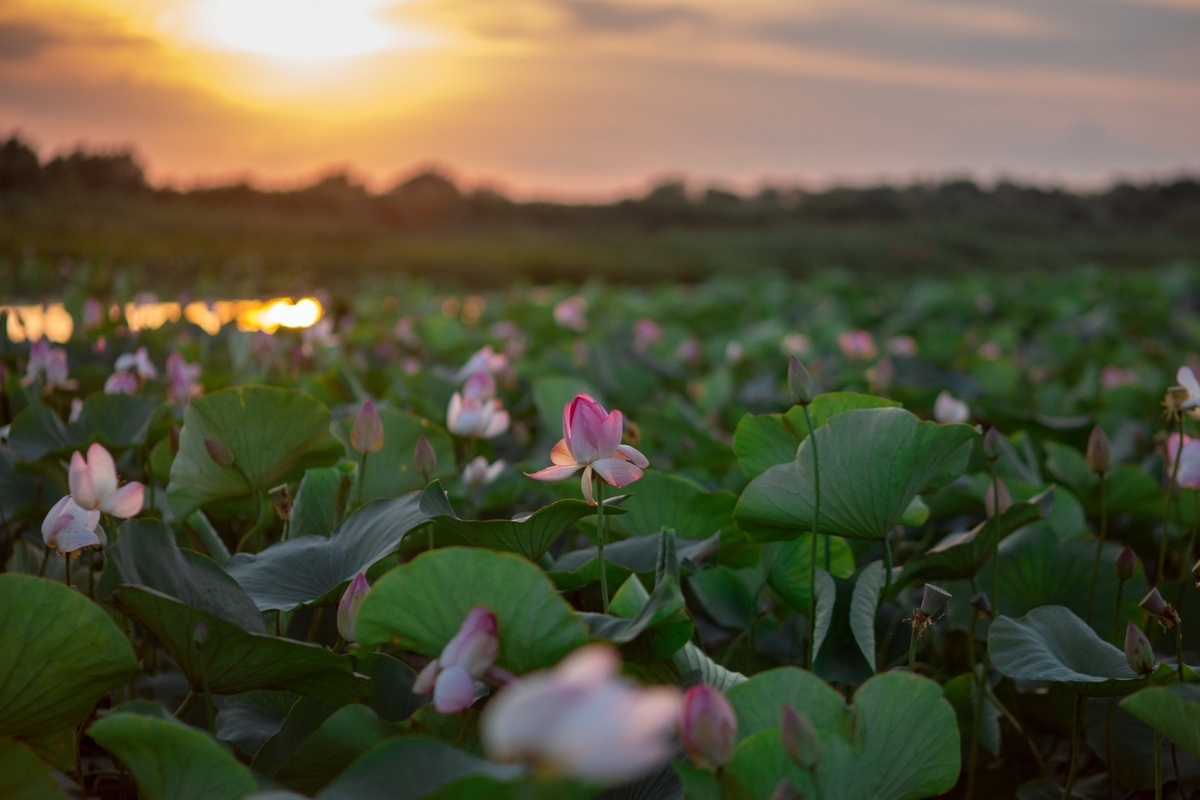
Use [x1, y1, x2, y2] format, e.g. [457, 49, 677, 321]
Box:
[447, 392, 510, 439]
[553, 296, 588, 332]
[1176, 366, 1200, 416]
[838, 329, 877, 360]
[68, 443, 145, 517]
[527, 393, 648, 505]
[480, 645, 680, 784]
[115, 346, 158, 380]
[455, 346, 509, 383]
[22, 339, 77, 393]
[462, 457, 505, 492]
[1166, 433, 1200, 489]
[104, 370, 139, 396]
[414, 606, 502, 713]
[41, 495, 101, 554]
[933, 391, 970, 424]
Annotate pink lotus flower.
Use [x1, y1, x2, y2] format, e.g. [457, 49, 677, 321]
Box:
[633, 318, 663, 353]
[553, 296, 588, 332]
[414, 606, 501, 713]
[337, 572, 371, 644]
[455, 346, 509, 383]
[68, 443, 144, 518]
[527, 394, 648, 505]
[1166, 433, 1200, 489]
[933, 391, 970, 424]
[462, 456, 505, 492]
[41, 495, 102, 554]
[115, 346, 158, 380]
[104, 370, 140, 395]
[838, 330, 877, 361]
[679, 684, 737, 769]
[447, 392, 510, 439]
[1177, 366, 1200, 414]
[480, 645, 681, 784]
[166, 352, 202, 406]
[462, 370, 496, 401]
[22, 339, 77, 393]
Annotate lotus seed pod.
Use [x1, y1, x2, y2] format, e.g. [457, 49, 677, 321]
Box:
[1086, 425, 1111, 474]
[1139, 587, 1168, 617]
[920, 584, 952, 617]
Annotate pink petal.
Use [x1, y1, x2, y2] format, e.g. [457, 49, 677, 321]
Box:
[549, 439, 575, 466]
[55, 523, 102, 554]
[481, 407, 510, 439]
[86, 443, 119, 503]
[441, 606, 499, 676]
[526, 464, 583, 482]
[434, 665, 477, 713]
[581, 466, 595, 505]
[68, 451, 96, 509]
[591, 458, 644, 489]
[413, 658, 440, 695]
[596, 409, 623, 456]
[616, 444, 649, 469]
[102, 482, 144, 518]
[42, 495, 74, 542]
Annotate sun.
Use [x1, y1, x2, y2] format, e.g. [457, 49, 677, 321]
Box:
[193, 0, 399, 61]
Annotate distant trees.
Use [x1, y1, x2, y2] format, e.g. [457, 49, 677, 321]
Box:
[0, 134, 148, 194]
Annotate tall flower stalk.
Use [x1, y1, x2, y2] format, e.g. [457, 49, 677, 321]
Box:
[789, 357, 822, 669]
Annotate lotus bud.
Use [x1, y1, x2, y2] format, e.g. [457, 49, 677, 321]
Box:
[413, 434, 437, 481]
[920, 584, 952, 617]
[1086, 426, 1111, 474]
[414, 606, 501, 713]
[351, 400, 384, 455]
[337, 572, 371, 644]
[787, 356, 816, 406]
[1114, 546, 1137, 582]
[982, 427, 1003, 462]
[1139, 587, 1181, 629]
[984, 478, 1012, 517]
[781, 703, 821, 770]
[193, 621, 209, 650]
[679, 684, 737, 770]
[270, 483, 292, 522]
[971, 591, 993, 618]
[204, 438, 234, 467]
[1124, 622, 1155, 676]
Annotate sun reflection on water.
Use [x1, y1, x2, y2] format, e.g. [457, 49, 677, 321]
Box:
[2, 297, 325, 343]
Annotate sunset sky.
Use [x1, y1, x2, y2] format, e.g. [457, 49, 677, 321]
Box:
[1, 0, 1197, 198]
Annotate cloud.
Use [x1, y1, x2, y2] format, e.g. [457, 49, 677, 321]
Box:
[0, 21, 61, 61]
[398, 0, 708, 41]
[559, 1, 709, 34]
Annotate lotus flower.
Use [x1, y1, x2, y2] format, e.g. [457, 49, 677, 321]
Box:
[480, 645, 681, 784]
[337, 572, 371, 644]
[679, 684, 736, 769]
[68, 443, 144, 518]
[115, 346, 158, 380]
[414, 606, 501, 713]
[104, 370, 139, 395]
[527, 393, 648, 505]
[166, 352, 202, 406]
[41, 495, 101, 554]
[350, 400, 384, 455]
[1165, 433, 1200, 489]
[447, 392, 510, 439]
[462, 456, 504, 492]
[1177, 366, 1200, 412]
[553, 296, 588, 332]
[455, 346, 509, 383]
[22, 339, 77, 393]
[838, 330, 877, 360]
[933, 391, 969, 424]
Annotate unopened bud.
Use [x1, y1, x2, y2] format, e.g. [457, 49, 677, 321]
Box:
[983, 427, 1003, 462]
[781, 703, 821, 770]
[1124, 622, 1154, 676]
[270, 483, 292, 521]
[787, 356, 816, 406]
[920, 584, 952, 617]
[984, 478, 1012, 517]
[192, 621, 209, 650]
[350, 400, 384, 455]
[1114, 546, 1137, 582]
[1086, 426, 1111, 474]
[971, 592, 993, 617]
[204, 438, 234, 467]
[413, 434, 437, 481]
[337, 572, 371, 644]
[679, 684, 737, 770]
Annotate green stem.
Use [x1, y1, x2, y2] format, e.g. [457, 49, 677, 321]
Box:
[64, 554, 71, 588]
[38, 546, 49, 577]
[594, 475, 609, 614]
[86, 548, 95, 600]
[356, 452, 367, 510]
[1113, 579, 1126, 645]
[966, 603, 983, 800]
[989, 463, 1001, 618]
[1106, 698, 1116, 800]
[1159, 416, 1183, 583]
[234, 490, 267, 553]
[173, 690, 197, 719]
[883, 536, 893, 606]
[1062, 691, 1083, 800]
[985, 682, 1048, 777]
[1176, 625, 1186, 684]
[802, 405, 823, 669]
[907, 623, 918, 673]
[1154, 732, 1163, 800]
[1087, 471, 1108, 625]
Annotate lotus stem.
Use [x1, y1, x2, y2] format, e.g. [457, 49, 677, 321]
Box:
[1062, 691, 1083, 800]
[356, 452, 367, 510]
[985, 682, 1048, 777]
[966, 600, 983, 800]
[1176, 625, 1186, 684]
[1114, 578, 1127, 645]
[907, 622, 918, 673]
[38, 546, 49, 577]
[235, 489, 267, 553]
[1159, 415, 1183, 583]
[802, 404, 822, 669]
[173, 689, 197, 718]
[1154, 732, 1163, 800]
[989, 464, 1002, 620]
[1087, 471, 1108, 625]
[594, 474, 609, 614]
[64, 554, 71, 589]
[1106, 698, 1116, 800]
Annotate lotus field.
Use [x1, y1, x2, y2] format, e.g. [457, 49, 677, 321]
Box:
[3, 268, 1200, 800]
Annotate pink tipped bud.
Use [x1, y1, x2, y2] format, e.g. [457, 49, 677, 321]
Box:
[679, 684, 737, 770]
[1114, 546, 1137, 582]
[983, 427, 1003, 462]
[1124, 622, 1154, 676]
[204, 438, 234, 467]
[1086, 426, 1111, 474]
[337, 572, 371, 644]
[781, 703, 821, 769]
[351, 400, 384, 455]
[984, 478, 1012, 517]
[413, 434, 437, 480]
[787, 356, 816, 406]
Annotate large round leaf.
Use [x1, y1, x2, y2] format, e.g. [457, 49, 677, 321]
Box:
[168, 385, 342, 519]
[733, 393, 899, 480]
[735, 407, 977, 542]
[8, 394, 160, 466]
[726, 667, 849, 743]
[355, 548, 589, 674]
[608, 471, 737, 541]
[225, 491, 433, 612]
[1120, 685, 1200, 762]
[89, 712, 257, 800]
[0, 575, 137, 746]
[113, 585, 368, 706]
[0, 738, 66, 800]
[988, 605, 1146, 697]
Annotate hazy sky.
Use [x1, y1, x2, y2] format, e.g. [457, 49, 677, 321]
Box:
[1, 0, 1197, 198]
